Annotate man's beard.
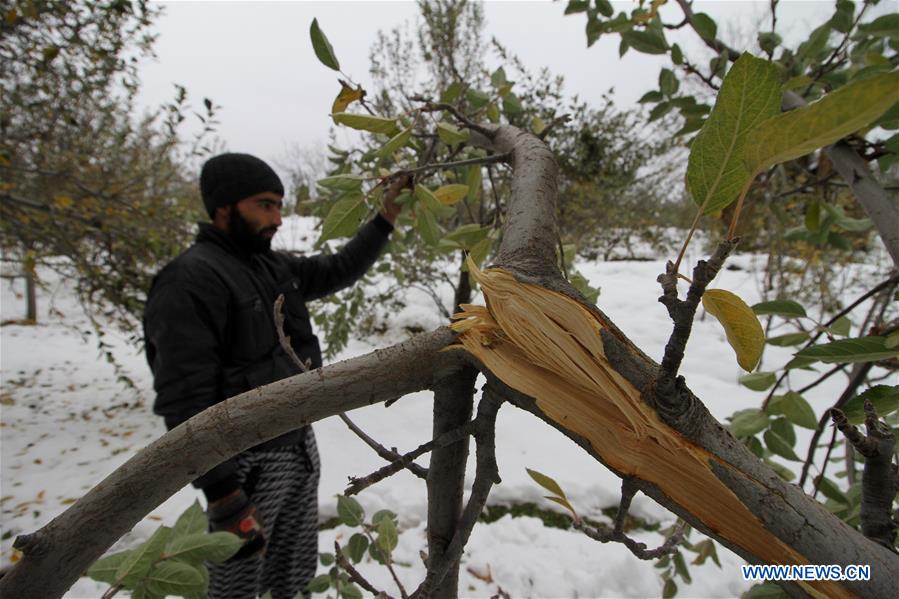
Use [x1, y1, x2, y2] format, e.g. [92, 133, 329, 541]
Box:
[228, 209, 276, 254]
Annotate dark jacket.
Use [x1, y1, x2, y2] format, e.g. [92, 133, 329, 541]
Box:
[143, 215, 392, 495]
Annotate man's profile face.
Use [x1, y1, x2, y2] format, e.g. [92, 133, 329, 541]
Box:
[226, 192, 283, 253]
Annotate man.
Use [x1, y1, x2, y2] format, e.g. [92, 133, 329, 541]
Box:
[143, 153, 403, 599]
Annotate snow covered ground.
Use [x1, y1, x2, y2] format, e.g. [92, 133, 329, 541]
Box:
[0, 215, 888, 598]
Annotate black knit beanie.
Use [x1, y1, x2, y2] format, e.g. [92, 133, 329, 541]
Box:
[199, 153, 284, 217]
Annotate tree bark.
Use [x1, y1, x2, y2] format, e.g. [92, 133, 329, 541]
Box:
[0, 328, 459, 599]
[24, 268, 36, 321]
[425, 261, 477, 599]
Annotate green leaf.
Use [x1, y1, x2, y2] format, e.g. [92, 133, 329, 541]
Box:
[857, 14, 899, 39]
[766, 332, 810, 347]
[745, 71, 899, 174]
[164, 532, 242, 564]
[466, 165, 482, 202]
[490, 66, 508, 88]
[796, 336, 899, 364]
[145, 560, 205, 596]
[758, 32, 782, 56]
[525, 468, 568, 500]
[659, 68, 679, 97]
[318, 174, 364, 192]
[827, 316, 852, 337]
[332, 113, 399, 136]
[739, 372, 777, 392]
[673, 551, 692, 584]
[816, 476, 848, 505]
[764, 429, 800, 461]
[770, 417, 796, 447]
[376, 517, 398, 554]
[886, 331, 899, 349]
[692, 12, 717, 41]
[569, 271, 600, 304]
[445, 224, 490, 249]
[687, 53, 781, 214]
[830, 0, 855, 34]
[662, 577, 677, 599]
[436, 122, 469, 146]
[531, 116, 546, 135]
[336, 495, 365, 527]
[841, 385, 899, 424]
[87, 550, 134, 585]
[702, 289, 765, 372]
[319, 193, 367, 243]
[784, 355, 817, 370]
[752, 300, 807, 318]
[320, 552, 335, 566]
[341, 582, 364, 599]
[466, 89, 490, 109]
[596, 0, 614, 18]
[307, 574, 332, 593]
[797, 22, 832, 62]
[638, 90, 664, 104]
[440, 82, 464, 103]
[621, 29, 669, 55]
[503, 93, 523, 115]
[671, 43, 684, 65]
[116, 527, 172, 585]
[378, 126, 413, 158]
[310, 19, 340, 71]
[768, 391, 818, 429]
[468, 237, 492, 268]
[486, 102, 501, 123]
[371, 510, 397, 527]
[347, 533, 369, 564]
[171, 501, 207, 538]
[416, 206, 443, 246]
[728, 409, 769, 438]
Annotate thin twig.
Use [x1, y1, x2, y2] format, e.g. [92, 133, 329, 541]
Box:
[393, 153, 509, 181]
[340, 414, 429, 481]
[335, 541, 394, 599]
[274, 294, 309, 372]
[345, 420, 477, 496]
[574, 481, 686, 560]
[410, 97, 496, 140]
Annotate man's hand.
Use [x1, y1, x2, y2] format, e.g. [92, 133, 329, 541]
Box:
[380, 175, 411, 225]
[208, 488, 266, 561]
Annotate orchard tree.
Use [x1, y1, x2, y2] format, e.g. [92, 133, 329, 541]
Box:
[0, 0, 213, 349]
[2, 2, 898, 599]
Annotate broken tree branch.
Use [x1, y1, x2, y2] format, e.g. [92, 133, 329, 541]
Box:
[0, 328, 460, 599]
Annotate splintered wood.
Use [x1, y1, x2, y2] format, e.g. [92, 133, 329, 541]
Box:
[450, 260, 850, 598]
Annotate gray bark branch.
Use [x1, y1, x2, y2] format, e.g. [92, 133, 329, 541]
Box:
[0, 328, 459, 599]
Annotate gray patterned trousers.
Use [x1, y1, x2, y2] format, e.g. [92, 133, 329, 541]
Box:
[207, 428, 321, 599]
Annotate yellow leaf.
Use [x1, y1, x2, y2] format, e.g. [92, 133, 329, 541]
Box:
[331, 80, 365, 115]
[433, 184, 469, 205]
[53, 194, 73, 209]
[702, 289, 764, 372]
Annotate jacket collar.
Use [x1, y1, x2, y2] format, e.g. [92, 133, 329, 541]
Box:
[196, 222, 264, 262]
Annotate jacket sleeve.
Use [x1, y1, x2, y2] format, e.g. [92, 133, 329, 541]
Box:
[289, 213, 393, 300]
[143, 262, 241, 496]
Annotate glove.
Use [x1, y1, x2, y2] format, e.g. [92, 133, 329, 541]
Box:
[207, 488, 266, 561]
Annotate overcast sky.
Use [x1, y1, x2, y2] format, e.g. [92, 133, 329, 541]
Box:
[136, 1, 845, 182]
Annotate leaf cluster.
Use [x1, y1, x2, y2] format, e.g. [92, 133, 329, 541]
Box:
[85, 501, 242, 599]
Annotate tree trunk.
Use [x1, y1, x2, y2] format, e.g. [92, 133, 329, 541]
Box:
[24, 268, 36, 322]
[425, 258, 476, 599]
